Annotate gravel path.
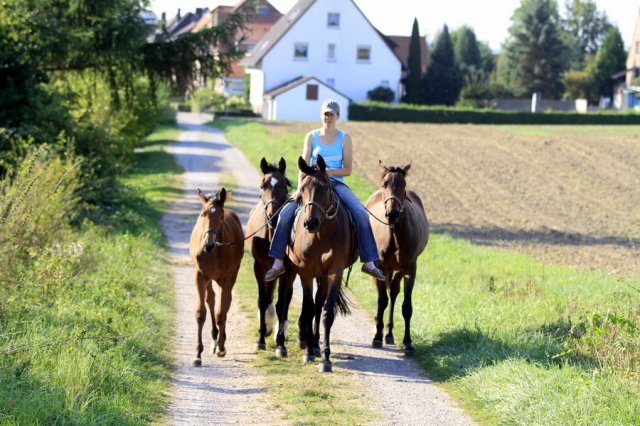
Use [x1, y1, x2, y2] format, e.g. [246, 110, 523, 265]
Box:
[163, 113, 475, 425]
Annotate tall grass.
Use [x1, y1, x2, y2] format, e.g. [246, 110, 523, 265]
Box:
[0, 126, 182, 424]
[218, 118, 640, 426]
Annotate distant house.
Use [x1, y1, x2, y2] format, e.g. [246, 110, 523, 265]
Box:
[192, 0, 282, 97]
[161, 8, 209, 39]
[613, 7, 640, 110]
[240, 0, 406, 121]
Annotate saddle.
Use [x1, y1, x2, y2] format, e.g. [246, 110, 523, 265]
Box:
[289, 201, 359, 265]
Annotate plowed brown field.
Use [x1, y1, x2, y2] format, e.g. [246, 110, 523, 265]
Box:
[264, 122, 640, 277]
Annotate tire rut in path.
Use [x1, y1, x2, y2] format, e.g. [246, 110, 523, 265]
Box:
[163, 113, 475, 425]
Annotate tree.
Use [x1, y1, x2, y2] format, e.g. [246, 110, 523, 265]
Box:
[563, 0, 610, 69]
[593, 26, 626, 99]
[452, 26, 494, 99]
[403, 18, 423, 104]
[453, 26, 481, 73]
[422, 25, 462, 105]
[501, 0, 568, 98]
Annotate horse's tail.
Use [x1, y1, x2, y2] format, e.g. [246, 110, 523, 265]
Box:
[335, 284, 353, 316]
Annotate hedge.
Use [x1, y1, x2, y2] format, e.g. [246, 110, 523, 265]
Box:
[349, 102, 640, 125]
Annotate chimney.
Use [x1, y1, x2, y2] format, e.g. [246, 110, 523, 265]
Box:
[161, 12, 166, 21]
[177, 8, 181, 19]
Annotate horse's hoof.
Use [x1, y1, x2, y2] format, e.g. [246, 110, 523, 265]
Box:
[254, 342, 266, 352]
[217, 349, 226, 358]
[404, 347, 415, 357]
[318, 362, 333, 373]
[372, 339, 383, 348]
[302, 353, 315, 364]
[385, 335, 395, 345]
[276, 347, 288, 358]
[192, 358, 202, 367]
[313, 347, 322, 358]
[299, 340, 307, 350]
[210, 340, 218, 355]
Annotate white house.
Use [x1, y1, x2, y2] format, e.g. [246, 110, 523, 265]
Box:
[240, 0, 403, 120]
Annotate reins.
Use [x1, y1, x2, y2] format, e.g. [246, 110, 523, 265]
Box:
[205, 197, 294, 249]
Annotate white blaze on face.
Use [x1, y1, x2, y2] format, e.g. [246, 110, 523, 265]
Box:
[270, 176, 279, 188]
[210, 208, 216, 214]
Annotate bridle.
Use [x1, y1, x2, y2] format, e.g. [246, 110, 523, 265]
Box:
[263, 197, 291, 229]
[203, 211, 225, 249]
[383, 194, 406, 217]
[302, 181, 340, 228]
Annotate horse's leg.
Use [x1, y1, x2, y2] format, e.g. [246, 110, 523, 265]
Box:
[193, 271, 208, 366]
[205, 282, 218, 355]
[215, 271, 237, 358]
[402, 263, 417, 356]
[254, 261, 275, 352]
[372, 275, 389, 348]
[312, 277, 328, 358]
[300, 278, 316, 363]
[319, 273, 342, 373]
[386, 272, 403, 345]
[275, 263, 295, 358]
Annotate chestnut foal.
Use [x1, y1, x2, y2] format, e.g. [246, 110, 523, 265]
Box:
[189, 188, 244, 366]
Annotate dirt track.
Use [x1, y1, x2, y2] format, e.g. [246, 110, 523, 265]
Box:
[265, 122, 640, 277]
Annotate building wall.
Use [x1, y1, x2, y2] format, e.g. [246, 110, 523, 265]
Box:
[247, 69, 265, 112]
[260, 0, 401, 106]
[626, 9, 640, 85]
[270, 81, 350, 121]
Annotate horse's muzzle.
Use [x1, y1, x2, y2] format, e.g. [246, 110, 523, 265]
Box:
[203, 242, 216, 253]
[385, 210, 401, 225]
[303, 217, 320, 233]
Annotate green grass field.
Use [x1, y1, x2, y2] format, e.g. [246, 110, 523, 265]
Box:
[0, 125, 182, 424]
[215, 118, 640, 426]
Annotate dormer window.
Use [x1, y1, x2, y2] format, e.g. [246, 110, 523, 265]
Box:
[257, 5, 270, 17]
[327, 13, 340, 28]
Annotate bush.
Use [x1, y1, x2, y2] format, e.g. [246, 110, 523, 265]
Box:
[367, 86, 395, 103]
[188, 87, 225, 112]
[349, 101, 640, 124]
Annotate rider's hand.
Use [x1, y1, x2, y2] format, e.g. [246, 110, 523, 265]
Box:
[292, 190, 302, 202]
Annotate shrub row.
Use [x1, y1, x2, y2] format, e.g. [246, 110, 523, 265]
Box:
[349, 102, 640, 125]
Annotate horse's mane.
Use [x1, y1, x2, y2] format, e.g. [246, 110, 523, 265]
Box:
[263, 162, 293, 188]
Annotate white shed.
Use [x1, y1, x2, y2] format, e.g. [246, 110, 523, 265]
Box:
[262, 76, 351, 121]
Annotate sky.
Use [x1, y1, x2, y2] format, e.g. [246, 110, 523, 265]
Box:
[150, 0, 639, 52]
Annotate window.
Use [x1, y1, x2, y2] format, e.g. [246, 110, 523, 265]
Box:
[306, 84, 318, 100]
[257, 5, 270, 17]
[380, 80, 389, 88]
[327, 13, 340, 28]
[357, 46, 371, 62]
[327, 78, 335, 88]
[294, 43, 308, 60]
[327, 44, 336, 61]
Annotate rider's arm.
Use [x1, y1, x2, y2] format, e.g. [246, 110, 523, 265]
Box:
[295, 132, 314, 196]
[326, 133, 353, 178]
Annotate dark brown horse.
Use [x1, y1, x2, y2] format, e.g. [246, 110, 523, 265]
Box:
[365, 161, 429, 355]
[245, 157, 297, 358]
[288, 155, 352, 372]
[189, 188, 244, 366]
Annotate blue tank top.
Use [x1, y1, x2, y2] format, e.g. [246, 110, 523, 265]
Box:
[310, 130, 344, 183]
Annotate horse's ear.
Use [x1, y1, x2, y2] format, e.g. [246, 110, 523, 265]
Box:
[216, 188, 227, 204]
[278, 157, 286, 174]
[402, 162, 412, 176]
[317, 155, 327, 172]
[260, 157, 269, 175]
[197, 188, 208, 204]
[378, 159, 388, 174]
[298, 156, 313, 175]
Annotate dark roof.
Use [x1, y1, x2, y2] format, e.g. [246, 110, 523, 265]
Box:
[263, 76, 351, 101]
[241, 0, 315, 67]
[382, 35, 428, 74]
[611, 67, 637, 80]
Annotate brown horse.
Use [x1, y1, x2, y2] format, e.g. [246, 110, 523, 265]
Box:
[245, 157, 297, 358]
[288, 155, 352, 373]
[365, 161, 429, 356]
[189, 188, 244, 366]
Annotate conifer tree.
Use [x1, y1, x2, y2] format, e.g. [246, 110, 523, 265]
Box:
[422, 25, 461, 105]
[403, 18, 423, 104]
[593, 26, 627, 99]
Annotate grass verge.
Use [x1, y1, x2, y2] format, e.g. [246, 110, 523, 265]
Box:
[214, 118, 640, 426]
[0, 125, 182, 424]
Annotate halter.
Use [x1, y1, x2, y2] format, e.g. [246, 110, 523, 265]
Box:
[383, 194, 405, 215]
[202, 212, 225, 250]
[263, 198, 288, 229]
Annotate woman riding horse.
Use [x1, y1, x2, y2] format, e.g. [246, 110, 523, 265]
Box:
[264, 99, 385, 283]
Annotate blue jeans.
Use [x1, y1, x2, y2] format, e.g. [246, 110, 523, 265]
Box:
[268, 181, 379, 263]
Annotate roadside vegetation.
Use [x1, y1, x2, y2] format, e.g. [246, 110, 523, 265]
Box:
[218, 118, 639, 426]
[0, 125, 182, 424]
